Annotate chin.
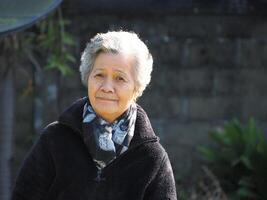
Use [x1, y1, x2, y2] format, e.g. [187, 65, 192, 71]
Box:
[94, 101, 118, 109]
[94, 105, 118, 115]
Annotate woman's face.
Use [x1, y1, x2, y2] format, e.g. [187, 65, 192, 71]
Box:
[88, 52, 136, 123]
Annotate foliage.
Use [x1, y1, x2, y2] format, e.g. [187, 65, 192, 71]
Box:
[198, 118, 267, 200]
[1, 7, 75, 77]
[0, 8, 76, 101]
[190, 166, 228, 200]
[176, 166, 227, 200]
[22, 8, 76, 76]
[0, 8, 75, 75]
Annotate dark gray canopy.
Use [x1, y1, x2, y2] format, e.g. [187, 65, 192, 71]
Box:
[64, 0, 267, 15]
[1, 0, 267, 37]
[0, 0, 62, 37]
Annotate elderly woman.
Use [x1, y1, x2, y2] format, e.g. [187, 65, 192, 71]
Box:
[12, 31, 177, 200]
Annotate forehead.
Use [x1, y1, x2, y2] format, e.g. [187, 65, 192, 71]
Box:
[93, 52, 135, 72]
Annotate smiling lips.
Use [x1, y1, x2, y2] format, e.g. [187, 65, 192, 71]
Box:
[96, 97, 118, 102]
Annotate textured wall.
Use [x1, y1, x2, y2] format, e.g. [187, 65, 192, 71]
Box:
[12, 7, 267, 187]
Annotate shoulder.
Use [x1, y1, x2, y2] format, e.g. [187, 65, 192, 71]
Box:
[145, 140, 169, 161]
[41, 120, 81, 137]
[39, 121, 82, 150]
[133, 137, 169, 173]
[133, 104, 168, 163]
[40, 121, 69, 139]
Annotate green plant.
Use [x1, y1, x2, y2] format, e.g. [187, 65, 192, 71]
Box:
[1, 7, 76, 79]
[198, 118, 267, 200]
[22, 7, 76, 76]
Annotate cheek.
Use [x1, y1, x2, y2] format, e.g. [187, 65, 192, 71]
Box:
[119, 85, 135, 102]
[87, 79, 97, 97]
[88, 76, 99, 90]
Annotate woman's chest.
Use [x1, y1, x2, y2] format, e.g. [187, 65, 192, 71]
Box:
[47, 146, 155, 200]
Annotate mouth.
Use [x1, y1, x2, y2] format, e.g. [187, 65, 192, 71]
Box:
[96, 97, 118, 102]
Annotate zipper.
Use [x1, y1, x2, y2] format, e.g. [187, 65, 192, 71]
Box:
[94, 168, 106, 182]
[91, 137, 158, 183]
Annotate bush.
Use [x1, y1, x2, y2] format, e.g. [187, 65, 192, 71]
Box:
[198, 118, 267, 200]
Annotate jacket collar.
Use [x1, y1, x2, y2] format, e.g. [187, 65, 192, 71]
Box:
[58, 97, 158, 147]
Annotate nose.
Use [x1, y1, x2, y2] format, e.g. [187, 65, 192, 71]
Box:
[100, 78, 114, 93]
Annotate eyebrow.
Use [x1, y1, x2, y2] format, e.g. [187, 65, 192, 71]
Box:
[93, 68, 104, 72]
[115, 70, 128, 77]
[93, 68, 128, 77]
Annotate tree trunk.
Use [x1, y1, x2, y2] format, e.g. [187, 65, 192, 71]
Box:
[0, 68, 15, 200]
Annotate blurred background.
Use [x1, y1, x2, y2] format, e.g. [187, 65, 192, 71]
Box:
[1, 0, 267, 199]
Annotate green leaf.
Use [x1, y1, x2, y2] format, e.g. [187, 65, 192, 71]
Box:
[224, 119, 243, 146]
[240, 155, 253, 170]
[237, 187, 260, 199]
[209, 128, 229, 145]
[197, 146, 218, 163]
[231, 157, 241, 167]
[62, 33, 75, 46]
[65, 54, 76, 63]
[239, 177, 255, 188]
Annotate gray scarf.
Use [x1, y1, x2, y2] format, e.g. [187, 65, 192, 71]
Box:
[82, 100, 137, 169]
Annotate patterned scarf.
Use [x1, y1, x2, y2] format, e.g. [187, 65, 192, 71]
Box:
[82, 100, 137, 169]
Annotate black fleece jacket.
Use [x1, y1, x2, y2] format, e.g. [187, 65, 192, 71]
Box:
[12, 97, 177, 200]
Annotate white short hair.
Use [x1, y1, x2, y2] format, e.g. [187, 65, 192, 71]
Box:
[79, 31, 153, 99]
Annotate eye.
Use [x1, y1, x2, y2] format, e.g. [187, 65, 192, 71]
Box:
[115, 76, 126, 82]
[94, 73, 104, 78]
